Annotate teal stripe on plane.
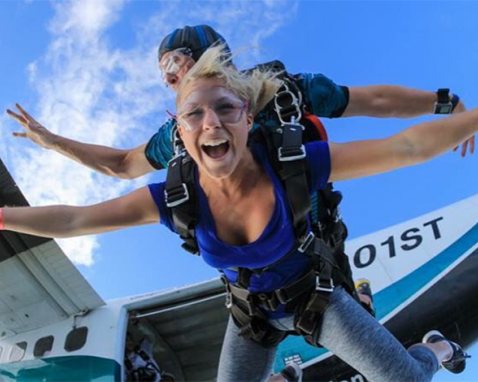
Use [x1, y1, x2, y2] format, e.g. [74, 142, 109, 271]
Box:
[374, 221, 478, 319]
[274, 222, 478, 371]
[0, 355, 121, 381]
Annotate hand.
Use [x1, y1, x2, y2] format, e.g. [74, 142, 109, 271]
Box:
[452, 101, 475, 157]
[6, 103, 56, 149]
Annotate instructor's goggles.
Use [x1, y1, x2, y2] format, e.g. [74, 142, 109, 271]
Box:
[159, 47, 193, 79]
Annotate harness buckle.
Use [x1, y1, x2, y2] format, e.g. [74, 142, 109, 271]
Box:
[278, 145, 306, 162]
[225, 294, 233, 309]
[171, 124, 186, 157]
[220, 275, 233, 309]
[316, 275, 334, 293]
[274, 83, 302, 124]
[245, 295, 259, 316]
[258, 293, 280, 311]
[298, 232, 315, 253]
[166, 150, 186, 167]
[274, 288, 289, 305]
[165, 183, 190, 207]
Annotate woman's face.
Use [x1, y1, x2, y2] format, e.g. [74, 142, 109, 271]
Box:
[177, 78, 253, 179]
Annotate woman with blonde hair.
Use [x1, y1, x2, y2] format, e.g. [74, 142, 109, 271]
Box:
[5, 46, 473, 381]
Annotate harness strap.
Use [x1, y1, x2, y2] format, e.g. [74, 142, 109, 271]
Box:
[294, 237, 337, 341]
[224, 235, 341, 346]
[277, 88, 346, 251]
[237, 268, 253, 289]
[312, 238, 336, 292]
[165, 154, 199, 254]
[268, 77, 311, 241]
[264, 121, 310, 241]
[226, 270, 316, 312]
[295, 291, 330, 340]
[317, 186, 342, 224]
[230, 297, 288, 348]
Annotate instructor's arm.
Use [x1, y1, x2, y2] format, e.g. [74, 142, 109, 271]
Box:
[7, 103, 155, 179]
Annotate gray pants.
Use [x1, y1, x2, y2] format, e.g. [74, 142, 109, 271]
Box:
[217, 287, 439, 382]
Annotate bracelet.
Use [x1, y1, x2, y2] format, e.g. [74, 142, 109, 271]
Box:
[0, 208, 4, 230]
[451, 94, 460, 112]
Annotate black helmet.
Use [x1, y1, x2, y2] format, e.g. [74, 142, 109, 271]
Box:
[158, 25, 231, 62]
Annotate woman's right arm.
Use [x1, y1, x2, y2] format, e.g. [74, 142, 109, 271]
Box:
[1, 187, 159, 238]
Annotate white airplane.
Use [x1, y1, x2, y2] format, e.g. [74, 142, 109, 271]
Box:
[0, 157, 477, 382]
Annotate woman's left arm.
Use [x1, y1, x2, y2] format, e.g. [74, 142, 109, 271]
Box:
[329, 108, 478, 182]
[1, 187, 159, 238]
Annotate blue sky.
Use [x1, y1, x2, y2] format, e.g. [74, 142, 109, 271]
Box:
[0, 1, 477, 380]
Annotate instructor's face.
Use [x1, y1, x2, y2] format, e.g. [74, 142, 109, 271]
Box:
[159, 49, 195, 91]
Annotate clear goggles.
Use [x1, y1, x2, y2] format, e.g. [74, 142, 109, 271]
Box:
[159, 47, 193, 78]
[174, 97, 248, 131]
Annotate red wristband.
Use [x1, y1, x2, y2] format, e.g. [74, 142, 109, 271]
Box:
[0, 208, 4, 230]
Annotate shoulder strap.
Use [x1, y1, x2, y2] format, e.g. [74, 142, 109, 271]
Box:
[279, 76, 346, 248]
[260, 77, 311, 242]
[164, 153, 199, 255]
[242, 60, 286, 76]
[275, 123, 311, 241]
[276, 78, 311, 241]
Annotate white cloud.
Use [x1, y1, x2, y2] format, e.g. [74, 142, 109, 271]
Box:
[48, 0, 124, 40]
[57, 237, 99, 267]
[6, 0, 298, 267]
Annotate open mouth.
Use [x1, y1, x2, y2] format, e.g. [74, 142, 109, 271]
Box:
[201, 139, 230, 159]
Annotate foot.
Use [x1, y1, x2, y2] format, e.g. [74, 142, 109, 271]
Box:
[355, 278, 375, 316]
[422, 330, 470, 374]
[280, 362, 302, 382]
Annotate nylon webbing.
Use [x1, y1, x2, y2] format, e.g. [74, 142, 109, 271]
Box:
[165, 154, 199, 254]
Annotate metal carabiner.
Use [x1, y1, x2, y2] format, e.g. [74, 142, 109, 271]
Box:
[274, 82, 302, 125]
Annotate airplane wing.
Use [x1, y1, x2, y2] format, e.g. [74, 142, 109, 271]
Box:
[0, 159, 104, 337]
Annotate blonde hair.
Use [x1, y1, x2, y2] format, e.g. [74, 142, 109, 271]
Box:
[176, 44, 282, 115]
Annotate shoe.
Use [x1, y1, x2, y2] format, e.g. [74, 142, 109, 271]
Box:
[355, 278, 375, 316]
[422, 330, 470, 374]
[355, 278, 372, 297]
[280, 362, 302, 382]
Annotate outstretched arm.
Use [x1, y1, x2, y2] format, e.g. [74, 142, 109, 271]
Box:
[342, 86, 474, 156]
[329, 108, 478, 182]
[298, 74, 473, 156]
[0, 187, 159, 238]
[6, 104, 156, 179]
[342, 86, 465, 118]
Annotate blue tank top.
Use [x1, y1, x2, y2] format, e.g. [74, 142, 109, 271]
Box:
[148, 142, 330, 316]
